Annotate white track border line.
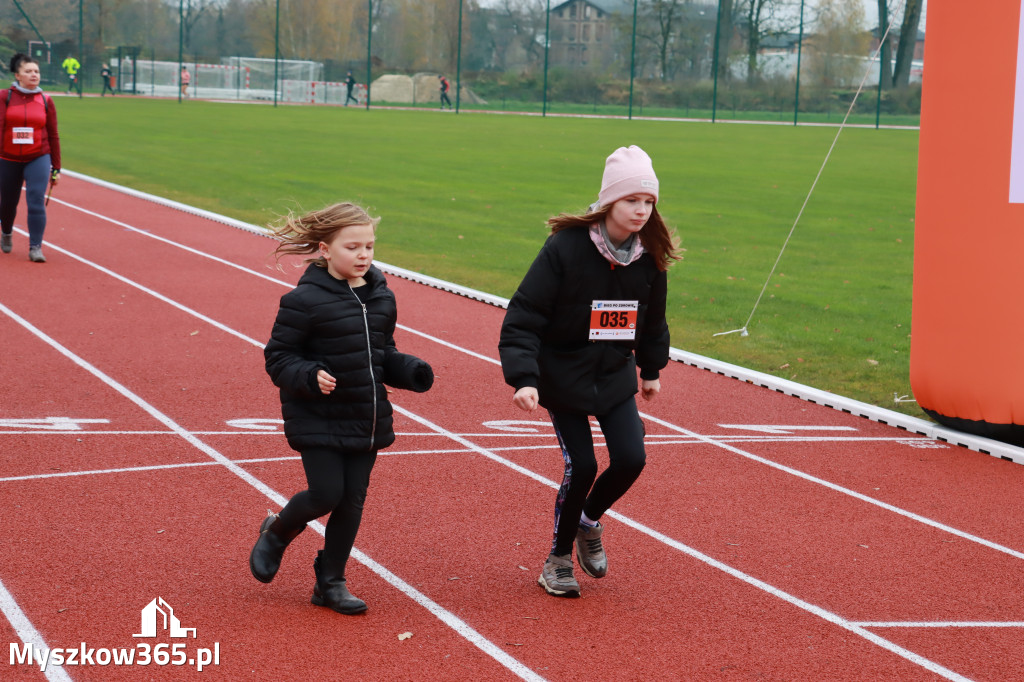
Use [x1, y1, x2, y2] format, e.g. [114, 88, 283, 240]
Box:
[12, 207, 1015, 680]
[0, 577, 73, 681]
[59, 169, 1024, 466]
[0, 300, 544, 682]
[0, 436, 951, 485]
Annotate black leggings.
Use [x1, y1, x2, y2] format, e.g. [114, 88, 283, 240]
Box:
[548, 397, 646, 556]
[276, 448, 377, 571]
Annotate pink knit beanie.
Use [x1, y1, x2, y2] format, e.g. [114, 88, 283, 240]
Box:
[597, 145, 659, 207]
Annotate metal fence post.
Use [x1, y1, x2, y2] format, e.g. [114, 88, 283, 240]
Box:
[366, 0, 373, 109]
[794, 0, 804, 125]
[712, 0, 722, 122]
[543, 0, 551, 116]
[628, 0, 638, 120]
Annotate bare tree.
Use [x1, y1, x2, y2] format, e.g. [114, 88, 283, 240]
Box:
[176, 0, 217, 51]
[731, 0, 809, 84]
[875, 0, 893, 89]
[892, 0, 922, 88]
[489, 0, 547, 71]
[806, 0, 868, 88]
[436, 0, 475, 73]
[714, 0, 734, 82]
[636, 0, 687, 82]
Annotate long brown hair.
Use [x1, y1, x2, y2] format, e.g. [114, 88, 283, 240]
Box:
[269, 202, 379, 267]
[548, 203, 681, 271]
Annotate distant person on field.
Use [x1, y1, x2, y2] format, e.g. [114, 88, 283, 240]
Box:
[100, 63, 115, 96]
[499, 146, 679, 598]
[61, 55, 80, 94]
[180, 66, 191, 98]
[345, 71, 358, 106]
[0, 53, 61, 263]
[250, 202, 434, 615]
[438, 74, 452, 110]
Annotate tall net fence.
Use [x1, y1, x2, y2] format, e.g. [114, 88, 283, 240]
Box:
[0, 0, 923, 124]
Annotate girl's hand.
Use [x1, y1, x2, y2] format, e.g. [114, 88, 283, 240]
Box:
[513, 387, 539, 412]
[317, 370, 337, 395]
[640, 378, 661, 402]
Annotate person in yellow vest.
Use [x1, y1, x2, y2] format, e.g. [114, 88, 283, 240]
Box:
[61, 55, 80, 94]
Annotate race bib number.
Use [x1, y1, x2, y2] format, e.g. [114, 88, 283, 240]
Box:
[12, 127, 33, 145]
[589, 300, 638, 340]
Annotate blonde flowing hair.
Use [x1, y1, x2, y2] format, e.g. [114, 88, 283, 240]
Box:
[547, 203, 681, 272]
[269, 202, 379, 267]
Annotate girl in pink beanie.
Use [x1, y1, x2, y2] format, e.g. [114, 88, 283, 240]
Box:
[499, 145, 680, 597]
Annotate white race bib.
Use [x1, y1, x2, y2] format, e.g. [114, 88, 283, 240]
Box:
[589, 300, 638, 340]
[11, 127, 33, 145]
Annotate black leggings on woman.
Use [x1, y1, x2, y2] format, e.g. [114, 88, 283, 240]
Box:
[548, 397, 646, 556]
[276, 448, 377, 570]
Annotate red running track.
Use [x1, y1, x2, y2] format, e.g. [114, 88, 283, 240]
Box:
[1, 175, 1023, 681]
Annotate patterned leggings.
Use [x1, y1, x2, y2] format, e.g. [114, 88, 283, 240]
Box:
[547, 397, 646, 556]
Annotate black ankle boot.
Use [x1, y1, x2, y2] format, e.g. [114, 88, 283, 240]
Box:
[249, 512, 305, 583]
[311, 550, 367, 615]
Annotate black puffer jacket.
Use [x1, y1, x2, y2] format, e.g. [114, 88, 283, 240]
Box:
[265, 263, 433, 453]
[499, 226, 669, 415]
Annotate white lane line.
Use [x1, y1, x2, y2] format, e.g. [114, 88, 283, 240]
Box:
[853, 621, 1024, 628]
[0, 429, 937, 444]
[0, 435, 945, 484]
[0, 300, 545, 682]
[0, 578, 74, 681]
[0, 447, 554, 484]
[44, 198, 288, 288]
[12, 227, 264, 348]
[41, 199, 509, 366]
[390, 404, 972, 682]
[640, 411, 1024, 562]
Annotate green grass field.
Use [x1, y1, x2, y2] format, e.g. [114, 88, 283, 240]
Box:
[56, 96, 921, 415]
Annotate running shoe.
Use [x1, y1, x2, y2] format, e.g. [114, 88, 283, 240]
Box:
[28, 246, 46, 263]
[575, 522, 607, 578]
[538, 553, 580, 597]
[1, 233, 10, 254]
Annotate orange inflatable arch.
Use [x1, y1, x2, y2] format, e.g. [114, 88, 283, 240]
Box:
[911, 0, 1024, 445]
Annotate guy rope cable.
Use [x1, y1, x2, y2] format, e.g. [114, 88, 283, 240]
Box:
[715, 0, 908, 339]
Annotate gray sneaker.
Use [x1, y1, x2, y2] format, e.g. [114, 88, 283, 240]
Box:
[1, 233, 10, 254]
[28, 246, 46, 263]
[575, 522, 607, 578]
[538, 553, 579, 597]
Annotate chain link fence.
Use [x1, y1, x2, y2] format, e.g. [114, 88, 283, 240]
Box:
[1, 0, 922, 124]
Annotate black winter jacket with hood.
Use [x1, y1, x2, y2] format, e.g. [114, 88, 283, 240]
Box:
[499, 226, 669, 415]
[265, 263, 433, 453]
